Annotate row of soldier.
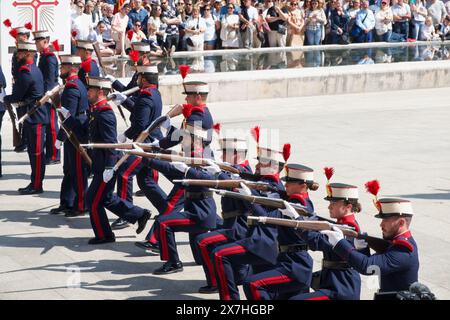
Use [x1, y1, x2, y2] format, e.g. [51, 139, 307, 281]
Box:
[1, 24, 422, 300]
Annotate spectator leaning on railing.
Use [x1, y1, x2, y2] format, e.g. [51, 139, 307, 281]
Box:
[266, 0, 290, 47]
[391, 0, 411, 40]
[330, 0, 350, 44]
[375, 0, 393, 42]
[304, 0, 327, 45]
[411, 0, 428, 41]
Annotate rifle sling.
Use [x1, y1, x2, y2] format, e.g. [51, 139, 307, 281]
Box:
[185, 191, 213, 200]
[221, 210, 247, 220]
[279, 244, 308, 253]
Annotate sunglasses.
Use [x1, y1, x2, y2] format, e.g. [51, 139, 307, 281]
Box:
[228, 6, 234, 9]
[290, 2, 298, 5]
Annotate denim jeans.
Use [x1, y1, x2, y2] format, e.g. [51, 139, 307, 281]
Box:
[393, 21, 409, 39]
[305, 28, 322, 45]
[412, 21, 424, 40]
[377, 30, 392, 42]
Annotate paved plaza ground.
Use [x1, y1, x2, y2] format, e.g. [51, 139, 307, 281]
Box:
[0, 87, 449, 300]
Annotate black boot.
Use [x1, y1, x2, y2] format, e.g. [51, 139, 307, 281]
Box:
[88, 233, 116, 245]
[198, 285, 219, 294]
[18, 184, 43, 195]
[135, 241, 159, 253]
[111, 218, 129, 230]
[136, 209, 151, 234]
[153, 261, 183, 275]
[49, 206, 71, 215]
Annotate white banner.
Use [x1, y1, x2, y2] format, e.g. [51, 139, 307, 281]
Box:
[0, 0, 71, 92]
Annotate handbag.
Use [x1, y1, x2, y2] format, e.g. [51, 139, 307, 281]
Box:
[351, 12, 368, 38]
[277, 24, 287, 35]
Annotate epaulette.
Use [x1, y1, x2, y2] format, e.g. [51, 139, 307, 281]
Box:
[98, 104, 113, 112]
[140, 89, 152, 96]
[288, 193, 308, 206]
[44, 51, 55, 57]
[65, 81, 78, 88]
[338, 215, 360, 233]
[391, 238, 414, 253]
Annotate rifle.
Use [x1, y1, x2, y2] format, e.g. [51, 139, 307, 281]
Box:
[119, 150, 242, 174]
[94, 41, 129, 127]
[4, 101, 22, 147]
[111, 114, 170, 172]
[211, 188, 335, 220]
[173, 179, 278, 193]
[80, 142, 182, 155]
[247, 216, 391, 254]
[17, 84, 65, 124]
[54, 107, 92, 167]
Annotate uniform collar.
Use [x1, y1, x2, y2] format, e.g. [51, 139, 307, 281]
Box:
[394, 230, 412, 239]
[92, 99, 108, 110]
[288, 192, 309, 203]
[262, 173, 280, 183]
[142, 84, 157, 90]
[67, 74, 78, 81]
[42, 47, 51, 54]
[182, 104, 207, 118]
[83, 56, 92, 63]
[337, 214, 356, 226]
[238, 160, 249, 168]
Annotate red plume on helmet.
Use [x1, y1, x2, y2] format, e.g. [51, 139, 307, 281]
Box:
[127, 29, 134, 41]
[324, 167, 334, 181]
[179, 65, 190, 79]
[3, 19, 12, 28]
[213, 123, 221, 134]
[128, 50, 139, 63]
[24, 22, 33, 30]
[282, 143, 291, 162]
[365, 180, 380, 197]
[9, 28, 18, 39]
[51, 40, 61, 52]
[182, 104, 193, 119]
[81, 59, 92, 73]
[250, 126, 260, 143]
[71, 30, 78, 38]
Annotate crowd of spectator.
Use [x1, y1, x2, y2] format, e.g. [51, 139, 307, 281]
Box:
[70, 0, 450, 56]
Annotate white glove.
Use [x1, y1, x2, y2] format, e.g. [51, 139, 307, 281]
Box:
[171, 161, 189, 173]
[132, 143, 144, 152]
[55, 139, 63, 150]
[57, 106, 70, 119]
[237, 182, 252, 196]
[320, 226, 344, 248]
[203, 159, 221, 175]
[103, 168, 114, 183]
[280, 200, 300, 220]
[117, 132, 127, 143]
[231, 173, 241, 179]
[354, 238, 368, 250]
[109, 92, 127, 105]
[105, 75, 116, 83]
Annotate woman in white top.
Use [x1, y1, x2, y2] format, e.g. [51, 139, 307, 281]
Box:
[304, 0, 326, 45]
[220, 4, 241, 49]
[375, 0, 393, 42]
[203, 4, 218, 50]
[184, 6, 207, 51]
[149, 5, 166, 48]
[410, 0, 427, 40]
[287, 1, 305, 46]
[125, 21, 148, 52]
[111, 4, 131, 56]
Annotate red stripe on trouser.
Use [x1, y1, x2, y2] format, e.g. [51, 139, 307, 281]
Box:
[148, 188, 185, 244]
[199, 234, 228, 287]
[75, 152, 85, 211]
[249, 275, 294, 300]
[50, 108, 57, 160]
[152, 169, 158, 183]
[159, 219, 195, 261]
[120, 157, 142, 199]
[92, 181, 107, 239]
[214, 245, 247, 300]
[305, 295, 331, 300]
[34, 124, 42, 190]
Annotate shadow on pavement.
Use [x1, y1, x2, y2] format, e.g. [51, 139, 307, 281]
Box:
[389, 189, 450, 200]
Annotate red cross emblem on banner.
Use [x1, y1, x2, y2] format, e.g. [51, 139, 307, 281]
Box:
[13, 0, 60, 31]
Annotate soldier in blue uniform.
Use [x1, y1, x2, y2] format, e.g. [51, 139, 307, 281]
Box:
[33, 30, 60, 165]
[290, 179, 365, 300]
[211, 146, 287, 300]
[59, 77, 150, 244]
[322, 197, 419, 299]
[75, 41, 100, 88]
[105, 65, 163, 230]
[107, 42, 151, 113]
[4, 42, 47, 195]
[50, 55, 90, 216]
[11, 26, 34, 153]
[194, 137, 253, 294]
[243, 164, 317, 300]
[0, 66, 6, 177]
[145, 81, 218, 274]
